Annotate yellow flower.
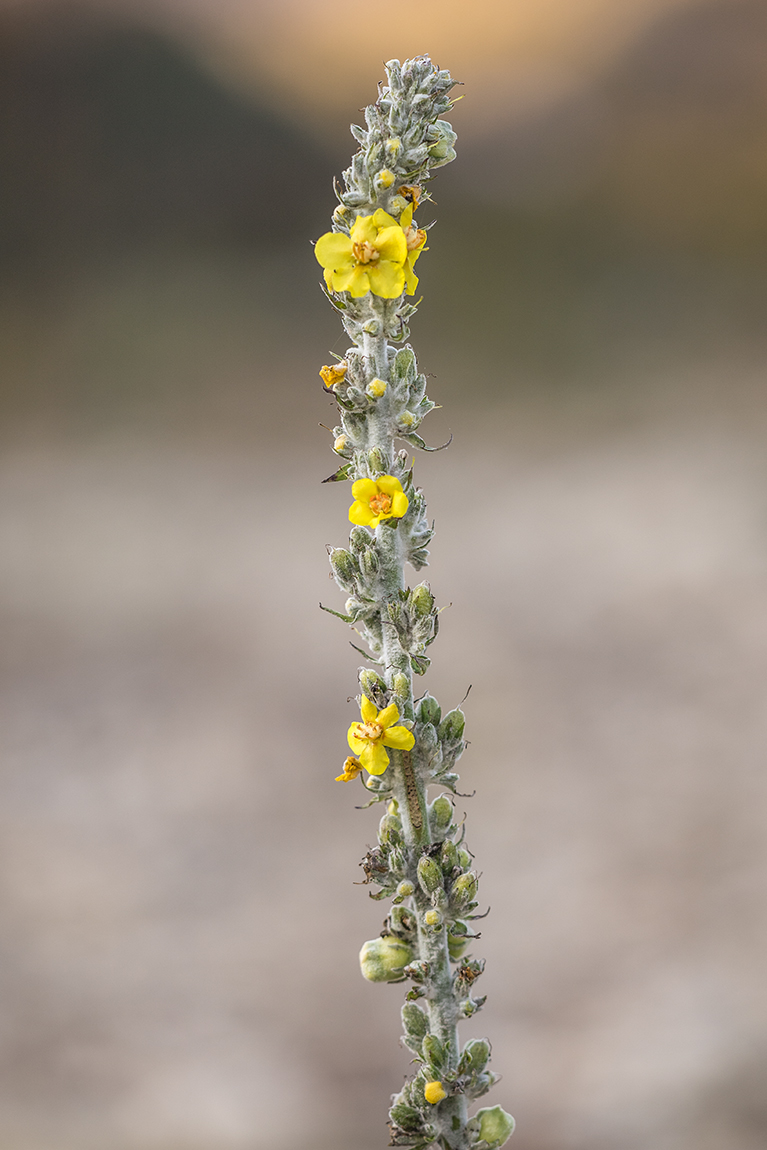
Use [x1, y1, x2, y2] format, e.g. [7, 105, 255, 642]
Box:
[315, 210, 407, 299]
[367, 378, 387, 398]
[400, 203, 427, 296]
[335, 756, 363, 782]
[320, 361, 347, 389]
[347, 696, 415, 775]
[424, 1081, 447, 1105]
[348, 475, 408, 528]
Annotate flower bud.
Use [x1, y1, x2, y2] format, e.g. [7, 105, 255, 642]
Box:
[427, 120, 457, 165]
[467, 1040, 492, 1077]
[376, 168, 395, 189]
[367, 378, 387, 398]
[424, 1080, 447, 1105]
[417, 695, 441, 726]
[359, 668, 385, 696]
[410, 582, 434, 618]
[392, 672, 410, 700]
[360, 548, 379, 577]
[359, 936, 413, 982]
[329, 548, 358, 589]
[367, 447, 389, 473]
[378, 812, 402, 847]
[399, 412, 416, 428]
[389, 904, 414, 934]
[363, 319, 380, 335]
[452, 871, 478, 908]
[429, 794, 452, 833]
[349, 526, 371, 553]
[475, 1105, 515, 1148]
[333, 435, 348, 453]
[422, 1033, 446, 1069]
[401, 1002, 429, 1039]
[448, 930, 469, 961]
[389, 1101, 422, 1132]
[390, 348, 414, 384]
[441, 840, 458, 873]
[417, 855, 443, 895]
[396, 879, 415, 898]
[423, 908, 442, 928]
[439, 708, 465, 742]
[458, 847, 472, 869]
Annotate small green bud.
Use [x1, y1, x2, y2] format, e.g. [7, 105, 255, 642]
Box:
[360, 548, 379, 577]
[440, 840, 458, 873]
[397, 879, 415, 898]
[329, 548, 358, 589]
[448, 931, 469, 961]
[389, 1102, 422, 1133]
[427, 120, 457, 165]
[452, 871, 478, 908]
[411, 582, 435, 617]
[423, 908, 442, 928]
[392, 672, 410, 700]
[349, 526, 371, 553]
[360, 668, 385, 697]
[390, 904, 414, 934]
[378, 813, 402, 847]
[476, 1105, 515, 1148]
[417, 694, 442, 726]
[429, 794, 453, 833]
[458, 848, 472, 869]
[462, 1038, 490, 1074]
[392, 347, 416, 381]
[363, 319, 381, 335]
[359, 936, 413, 982]
[421, 1033, 446, 1069]
[401, 1002, 429, 1039]
[439, 708, 465, 742]
[417, 855, 443, 896]
[367, 446, 389, 473]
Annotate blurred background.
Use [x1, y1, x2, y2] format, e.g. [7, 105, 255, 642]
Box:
[1, 1, 766, 1148]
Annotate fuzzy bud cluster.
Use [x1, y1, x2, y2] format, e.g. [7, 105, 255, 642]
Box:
[338, 56, 457, 219]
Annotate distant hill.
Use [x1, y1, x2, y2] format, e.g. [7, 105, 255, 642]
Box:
[0, 7, 333, 271]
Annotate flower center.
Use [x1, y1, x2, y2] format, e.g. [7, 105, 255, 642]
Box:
[353, 239, 380, 265]
[358, 721, 384, 742]
[404, 226, 426, 252]
[369, 492, 392, 516]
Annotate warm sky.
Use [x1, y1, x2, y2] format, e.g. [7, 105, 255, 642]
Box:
[13, 0, 706, 134]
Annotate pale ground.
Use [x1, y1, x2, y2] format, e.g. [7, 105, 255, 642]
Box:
[0, 360, 766, 1150]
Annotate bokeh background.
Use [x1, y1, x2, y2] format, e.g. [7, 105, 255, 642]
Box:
[1, 1, 767, 1148]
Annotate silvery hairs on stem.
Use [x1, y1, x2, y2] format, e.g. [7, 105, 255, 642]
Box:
[314, 56, 514, 1150]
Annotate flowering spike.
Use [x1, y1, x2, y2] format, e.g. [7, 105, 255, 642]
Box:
[317, 57, 513, 1150]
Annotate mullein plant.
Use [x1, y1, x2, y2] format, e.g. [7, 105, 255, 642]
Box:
[314, 57, 514, 1150]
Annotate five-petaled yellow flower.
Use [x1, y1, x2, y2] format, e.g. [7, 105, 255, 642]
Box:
[347, 696, 415, 775]
[349, 475, 408, 527]
[315, 210, 408, 299]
